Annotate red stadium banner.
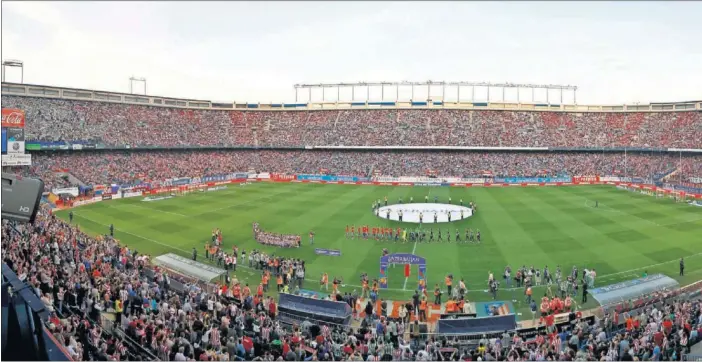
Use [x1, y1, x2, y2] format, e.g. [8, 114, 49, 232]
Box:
[1, 108, 25, 128]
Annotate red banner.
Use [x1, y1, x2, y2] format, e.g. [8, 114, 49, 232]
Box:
[271, 173, 295, 181]
[1, 108, 25, 128]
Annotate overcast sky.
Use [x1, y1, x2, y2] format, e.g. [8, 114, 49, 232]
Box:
[2, 1, 701, 104]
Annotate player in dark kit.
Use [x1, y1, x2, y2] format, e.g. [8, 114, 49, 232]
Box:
[434, 213, 438, 224]
[476, 229, 481, 243]
[455, 229, 461, 243]
[109, 224, 114, 237]
[447, 229, 452, 242]
[438, 229, 443, 242]
[69, 211, 73, 223]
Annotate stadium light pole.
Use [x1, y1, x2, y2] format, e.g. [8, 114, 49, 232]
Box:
[2, 59, 24, 83]
[129, 76, 147, 95]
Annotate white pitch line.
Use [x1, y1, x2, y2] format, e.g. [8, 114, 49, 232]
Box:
[403, 238, 419, 290]
[72, 212, 255, 275]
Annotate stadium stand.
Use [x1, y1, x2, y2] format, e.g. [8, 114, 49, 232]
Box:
[3, 96, 701, 148]
[2, 206, 701, 361]
[9, 150, 700, 190]
[2, 90, 702, 361]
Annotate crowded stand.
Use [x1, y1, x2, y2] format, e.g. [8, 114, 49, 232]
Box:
[13, 150, 702, 188]
[3, 201, 702, 361]
[3, 95, 702, 361]
[4, 96, 701, 148]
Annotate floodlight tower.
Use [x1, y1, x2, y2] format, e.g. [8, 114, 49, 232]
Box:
[2, 59, 24, 83]
[129, 76, 147, 95]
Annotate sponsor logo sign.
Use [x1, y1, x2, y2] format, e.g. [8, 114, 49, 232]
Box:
[1, 109, 25, 128]
[4, 127, 25, 154]
[102, 194, 113, 200]
[142, 196, 173, 202]
[1, 153, 31, 166]
[74, 198, 102, 207]
[52, 187, 80, 197]
[314, 248, 342, 257]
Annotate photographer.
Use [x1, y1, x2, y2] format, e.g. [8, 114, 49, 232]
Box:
[489, 279, 499, 300]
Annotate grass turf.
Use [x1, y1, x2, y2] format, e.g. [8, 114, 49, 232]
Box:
[55, 183, 702, 318]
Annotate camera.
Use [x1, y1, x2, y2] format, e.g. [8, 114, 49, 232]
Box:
[1, 173, 44, 224]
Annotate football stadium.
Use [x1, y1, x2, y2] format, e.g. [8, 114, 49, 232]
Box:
[2, 2, 702, 361]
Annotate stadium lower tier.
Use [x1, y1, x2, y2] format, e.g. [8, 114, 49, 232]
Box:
[5, 150, 701, 189]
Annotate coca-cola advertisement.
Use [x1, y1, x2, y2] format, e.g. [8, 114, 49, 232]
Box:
[1, 108, 25, 128]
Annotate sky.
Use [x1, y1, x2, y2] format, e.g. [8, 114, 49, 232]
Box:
[2, 1, 701, 105]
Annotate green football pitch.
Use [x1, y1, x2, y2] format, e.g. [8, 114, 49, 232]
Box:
[55, 183, 702, 315]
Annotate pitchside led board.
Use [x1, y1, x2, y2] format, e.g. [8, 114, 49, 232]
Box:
[1, 108, 31, 166]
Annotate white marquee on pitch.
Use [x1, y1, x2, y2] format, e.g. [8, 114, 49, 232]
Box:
[375, 203, 473, 223]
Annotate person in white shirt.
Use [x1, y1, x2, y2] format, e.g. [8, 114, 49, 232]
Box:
[174, 347, 187, 361]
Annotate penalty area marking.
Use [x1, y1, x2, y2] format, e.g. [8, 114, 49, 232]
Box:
[70, 212, 702, 294]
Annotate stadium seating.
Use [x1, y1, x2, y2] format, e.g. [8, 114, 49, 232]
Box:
[2, 95, 702, 360]
[4, 96, 701, 148]
[2, 205, 700, 361]
[19, 150, 700, 188]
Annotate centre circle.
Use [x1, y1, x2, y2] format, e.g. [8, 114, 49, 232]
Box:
[375, 203, 473, 223]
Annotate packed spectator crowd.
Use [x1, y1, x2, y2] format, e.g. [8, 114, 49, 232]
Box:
[3, 204, 702, 361]
[253, 222, 301, 249]
[3, 95, 702, 361]
[4, 96, 701, 148]
[13, 150, 701, 189]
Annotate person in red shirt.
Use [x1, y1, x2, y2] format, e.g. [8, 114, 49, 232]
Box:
[662, 317, 673, 334]
[268, 298, 277, 319]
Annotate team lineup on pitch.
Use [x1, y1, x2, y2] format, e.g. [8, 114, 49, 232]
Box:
[56, 181, 702, 315]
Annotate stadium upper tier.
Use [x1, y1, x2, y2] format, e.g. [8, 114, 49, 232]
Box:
[3, 92, 701, 149]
